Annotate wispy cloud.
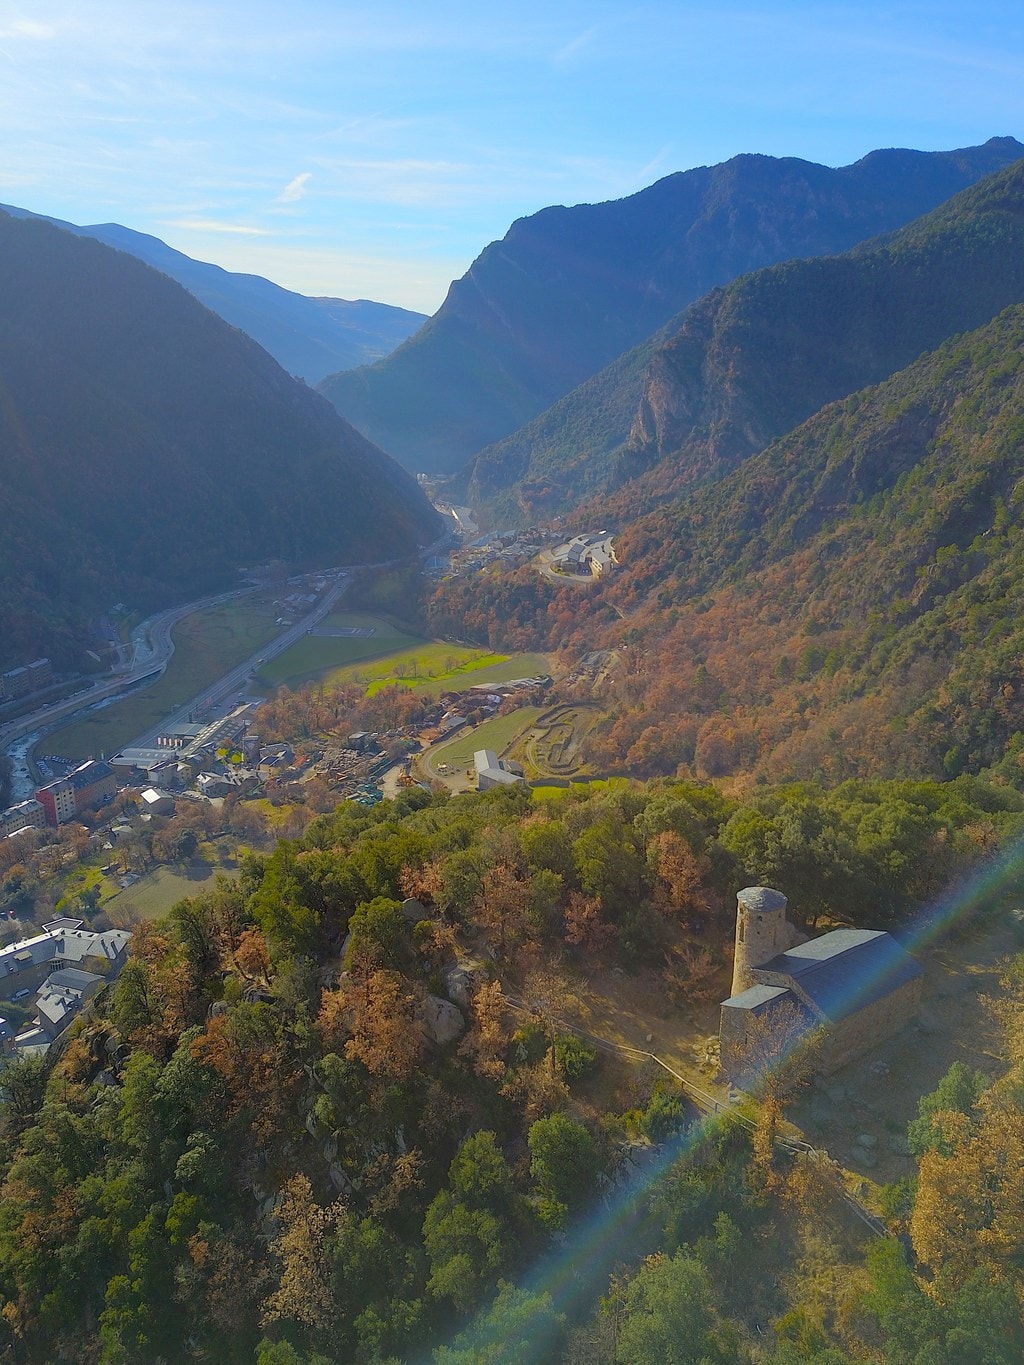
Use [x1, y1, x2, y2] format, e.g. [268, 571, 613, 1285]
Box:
[163, 218, 268, 236]
[277, 171, 311, 203]
[0, 20, 57, 41]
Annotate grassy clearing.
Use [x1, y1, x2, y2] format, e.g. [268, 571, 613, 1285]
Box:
[103, 863, 239, 924]
[361, 644, 507, 696]
[255, 613, 421, 690]
[256, 609, 551, 701]
[48, 597, 281, 763]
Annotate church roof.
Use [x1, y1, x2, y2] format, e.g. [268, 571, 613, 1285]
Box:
[721, 983, 795, 1012]
[737, 886, 787, 912]
[756, 928, 922, 1022]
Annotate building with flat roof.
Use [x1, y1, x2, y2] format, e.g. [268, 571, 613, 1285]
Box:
[36, 777, 76, 827]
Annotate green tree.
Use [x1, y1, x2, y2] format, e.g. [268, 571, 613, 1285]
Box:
[615, 1252, 740, 1364]
[528, 1113, 600, 1227]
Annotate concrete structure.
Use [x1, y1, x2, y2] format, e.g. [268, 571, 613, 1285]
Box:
[37, 761, 116, 826]
[140, 788, 175, 816]
[720, 886, 923, 1078]
[550, 532, 617, 577]
[68, 759, 117, 812]
[1, 657, 52, 700]
[474, 749, 525, 791]
[0, 799, 46, 835]
[180, 703, 256, 763]
[36, 777, 76, 827]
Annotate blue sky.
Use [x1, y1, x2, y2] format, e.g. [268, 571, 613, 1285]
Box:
[1, 1, 1022, 311]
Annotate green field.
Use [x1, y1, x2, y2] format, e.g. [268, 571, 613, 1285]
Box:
[422, 708, 543, 783]
[255, 612, 422, 689]
[530, 776, 632, 801]
[258, 612, 547, 700]
[103, 863, 239, 924]
[45, 597, 281, 763]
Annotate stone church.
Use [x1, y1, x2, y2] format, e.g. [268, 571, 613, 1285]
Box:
[719, 886, 923, 1077]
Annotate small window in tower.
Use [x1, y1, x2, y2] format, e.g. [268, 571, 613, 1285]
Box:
[738, 920, 745, 943]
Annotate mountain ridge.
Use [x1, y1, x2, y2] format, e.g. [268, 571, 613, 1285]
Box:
[0, 209, 440, 669]
[0, 203, 426, 385]
[319, 136, 1024, 475]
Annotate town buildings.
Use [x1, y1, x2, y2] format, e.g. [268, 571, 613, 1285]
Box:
[36, 759, 116, 826]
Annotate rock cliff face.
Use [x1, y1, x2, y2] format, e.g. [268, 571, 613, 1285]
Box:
[320, 138, 1024, 476]
[619, 158, 1024, 491]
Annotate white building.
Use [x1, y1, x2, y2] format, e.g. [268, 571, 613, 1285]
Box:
[474, 749, 525, 791]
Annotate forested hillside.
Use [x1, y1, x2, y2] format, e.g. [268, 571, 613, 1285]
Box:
[466, 154, 1024, 532]
[0, 211, 440, 669]
[0, 204, 426, 384]
[319, 138, 1023, 475]
[429, 302, 1024, 786]
[1, 776, 1021, 1362]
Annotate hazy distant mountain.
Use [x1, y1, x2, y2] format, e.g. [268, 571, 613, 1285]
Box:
[0, 210, 441, 669]
[0, 204, 426, 384]
[318, 137, 1024, 476]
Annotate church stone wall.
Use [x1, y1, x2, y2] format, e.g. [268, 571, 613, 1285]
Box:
[817, 975, 923, 1074]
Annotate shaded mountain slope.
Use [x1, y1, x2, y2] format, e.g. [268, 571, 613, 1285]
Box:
[0, 211, 440, 668]
[320, 138, 1024, 475]
[461, 325, 669, 528]
[571, 156, 1024, 531]
[0, 204, 425, 384]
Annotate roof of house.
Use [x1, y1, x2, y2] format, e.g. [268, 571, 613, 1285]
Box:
[69, 760, 115, 791]
[0, 921, 130, 978]
[756, 928, 922, 1022]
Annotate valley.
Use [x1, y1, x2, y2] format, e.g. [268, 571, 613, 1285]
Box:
[3, 111, 1024, 1365]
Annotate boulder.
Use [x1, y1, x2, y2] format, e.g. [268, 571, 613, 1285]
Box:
[444, 964, 475, 1009]
[401, 897, 428, 924]
[422, 995, 466, 1046]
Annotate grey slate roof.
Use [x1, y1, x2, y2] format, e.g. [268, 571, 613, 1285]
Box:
[756, 928, 922, 1022]
[737, 887, 788, 912]
[721, 983, 795, 1011]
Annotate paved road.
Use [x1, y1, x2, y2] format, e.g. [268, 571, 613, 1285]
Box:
[128, 573, 350, 750]
[0, 586, 255, 752]
[2, 529, 453, 790]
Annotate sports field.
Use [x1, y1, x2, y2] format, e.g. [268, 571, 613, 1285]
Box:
[46, 597, 280, 763]
[103, 863, 239, 924]
[255, 612, 421, 689]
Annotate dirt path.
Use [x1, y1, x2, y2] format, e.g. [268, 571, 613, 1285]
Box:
[553, 915, 1021, 1187]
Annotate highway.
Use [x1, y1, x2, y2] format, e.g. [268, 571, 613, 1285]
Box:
[0, 585, 256, 752]
[127, 572, 350, 749]
[1, 524, 453, 798]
